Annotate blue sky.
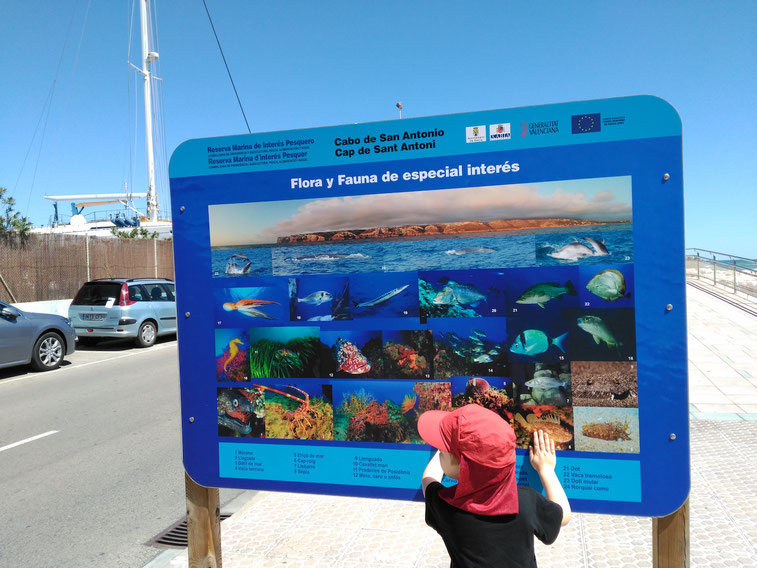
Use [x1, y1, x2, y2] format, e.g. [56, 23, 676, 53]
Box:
[2, 1, 755, 257]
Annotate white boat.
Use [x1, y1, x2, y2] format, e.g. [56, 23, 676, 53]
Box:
[32, 0, 171, 240]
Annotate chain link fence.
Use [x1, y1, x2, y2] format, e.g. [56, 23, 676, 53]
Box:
[0, 234, 174, 303]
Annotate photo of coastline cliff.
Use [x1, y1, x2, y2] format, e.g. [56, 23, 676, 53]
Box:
[209, 176, 632, 277]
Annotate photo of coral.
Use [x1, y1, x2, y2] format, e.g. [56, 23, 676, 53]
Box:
[215, 329, 250, 382]
[571, 361, 638, 407]
[382, 330, 434, 379]
[255, 382, 333, 440]
[513, 405, 574, 451]
[217, 388, 265, 438]
[573, 407, 640, 453]
[450, 376, 513, 422]
[511, 363, 572, 407]
[320, 330, 383, 378]
[248, 327, 320, 378]
[413, 381, 452, 413]
[333, 382, 423, 444]
[431, 321, 508, 380]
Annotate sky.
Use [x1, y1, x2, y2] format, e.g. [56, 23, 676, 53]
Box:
[208, 177, 632, 246]
[2, 1, 755, 257]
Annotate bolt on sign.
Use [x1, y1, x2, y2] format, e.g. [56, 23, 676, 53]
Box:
[169, 96, 688, 516]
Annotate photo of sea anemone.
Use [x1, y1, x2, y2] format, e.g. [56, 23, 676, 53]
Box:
[511, 362, 572, 407]
[320, 330, 383, 378]
[513, 405, 574, 451]
[450, 376, 513, 422]
[255, 382, 333, 440]
[383, 330, 434, 379]
[413, 382, 452, 413]
[333, 382, 423, 444]
[248, 327, 320, 378]
[215, 329, 250, 382]
[217, 388, 265, 438]
[431, 321, 509, 380]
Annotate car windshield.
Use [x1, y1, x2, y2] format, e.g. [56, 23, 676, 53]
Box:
[71, 283, 122, 306]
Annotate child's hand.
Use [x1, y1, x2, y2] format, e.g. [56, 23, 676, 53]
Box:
[529, 430, 557, 473]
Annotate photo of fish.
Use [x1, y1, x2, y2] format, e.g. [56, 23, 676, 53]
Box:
[254, 381, 333, 440]
[507, 315, 570, 363]
[382, 330, 434, 379]
[349, 272, 419, 319]
[247, 327, 320, 378]
[511, 363, 572, 407]
[413, 382, 453, 413]
[450, 376, 514, 422]
[320, 330, 383, 378]
[431, 321, 509, 380]
[418, 269, 506, 319]
[504, 266, 580, 314]
[513, 405, 574, 450]
[569, 308, 636, 361]
[573, 406, 640, 453]
[288, 276, 351, 322]
[214, 283, 287, 325]
[535, 225, 633, 266]
[571, 361, 638, 408]
[211, 247, 273, 278]
[579, 264, 634, 308]
[333, 382, 424, 443]
[215, 329, 250, 382]
[217, 388, 265, 437]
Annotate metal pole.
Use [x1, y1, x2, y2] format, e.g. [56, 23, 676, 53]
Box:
[696, 253, 700, 279]
[139, 0, 159, 223]
[713, 255, 717, 286]
[733, 259, 737, 293]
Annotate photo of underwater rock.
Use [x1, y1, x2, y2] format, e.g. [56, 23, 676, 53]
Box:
[513, 405, 574, 451]
[320, 330, 383, 378]
[571, 361, 638, 408]
[254, 382, 334, 440]
[217, 388, 265, 437]
[418, 269, 507, 319]
[450, 376, 514, 422]
[214, 284, 287, 325]
[333, 383, 423, 444]
[568, 308, 636, 361]
[535, 225, 633, 266]
[432, 322, 509, 380]
[248, 327, 320, 378]
[383, 330, 434, 379]
[413, 381, 453, 413]
[511, 363, 572, 406]
[288, 276, 351, 322]
[578, 264, 635, 308]
[349, 272, 419, 319]
[573, 406, 640, 453]
[215, 329, 250, 382]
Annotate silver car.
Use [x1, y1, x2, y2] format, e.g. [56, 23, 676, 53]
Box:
[68, 278, 177, 348]
[0, 300, 76, 371]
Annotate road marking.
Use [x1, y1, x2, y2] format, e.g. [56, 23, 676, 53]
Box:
[0, 430, 59, 453]
[0, 342, 176, 386]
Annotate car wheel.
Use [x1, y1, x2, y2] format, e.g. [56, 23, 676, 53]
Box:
[135, 321, 157, 348]
[31, 332, 64, 371]
[78, 337, 99, 347]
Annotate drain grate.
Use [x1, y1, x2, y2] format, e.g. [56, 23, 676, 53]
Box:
[146, 513, 233, 548]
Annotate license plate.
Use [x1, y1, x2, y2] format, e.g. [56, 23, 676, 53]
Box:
[81, 313, 105, 321]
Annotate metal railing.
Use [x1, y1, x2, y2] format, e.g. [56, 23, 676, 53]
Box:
[685, 248, 757, 299]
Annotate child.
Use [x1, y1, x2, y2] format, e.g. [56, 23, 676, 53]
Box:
[419, 404, 571, 567]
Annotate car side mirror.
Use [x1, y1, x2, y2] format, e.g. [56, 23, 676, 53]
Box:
[1, 306, 20, 318]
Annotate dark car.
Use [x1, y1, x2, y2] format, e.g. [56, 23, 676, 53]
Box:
[0, 300, 77, 371]
[68, 278, 177, 347]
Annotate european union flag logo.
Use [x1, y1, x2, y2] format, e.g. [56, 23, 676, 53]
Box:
[571, 113, 601, 134]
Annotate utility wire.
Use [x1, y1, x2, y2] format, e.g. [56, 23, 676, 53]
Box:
[202, 0, 251, 133]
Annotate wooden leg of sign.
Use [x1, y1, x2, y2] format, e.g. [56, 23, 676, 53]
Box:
[652, 497, 689, 568]
[185, 472, 222, 568]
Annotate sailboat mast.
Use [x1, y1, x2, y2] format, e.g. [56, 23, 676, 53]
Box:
[139, 0, 158, 223]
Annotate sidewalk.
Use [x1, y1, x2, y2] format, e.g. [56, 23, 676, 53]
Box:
[148, 281, 757, 567]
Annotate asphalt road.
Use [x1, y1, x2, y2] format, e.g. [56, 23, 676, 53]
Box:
[0, 337, 244, 568]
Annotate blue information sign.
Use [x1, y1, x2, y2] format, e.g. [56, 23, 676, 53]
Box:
[169, 96, 688, 516]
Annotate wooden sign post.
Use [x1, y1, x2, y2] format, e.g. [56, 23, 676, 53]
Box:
[653, 497, 689, 568]
[185, 472, 223, 568]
